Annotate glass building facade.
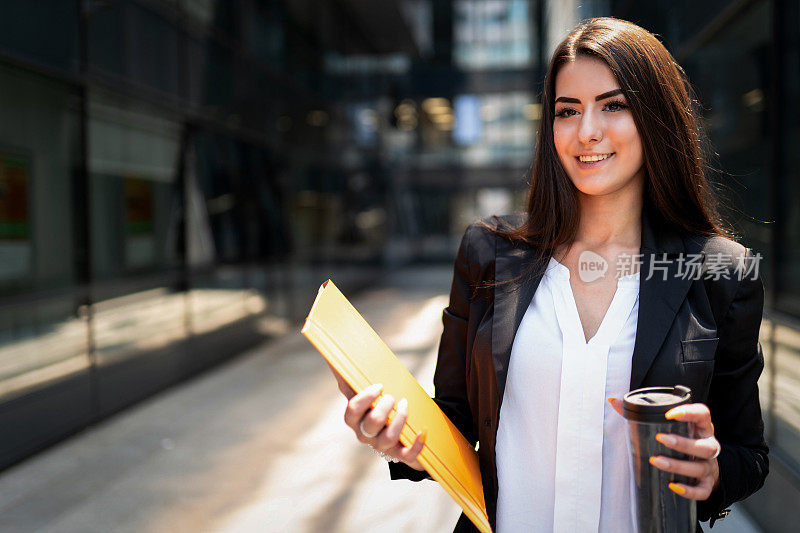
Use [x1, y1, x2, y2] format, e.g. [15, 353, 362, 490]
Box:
[0, 0, 311, 469]
[0, 1, 797, 529]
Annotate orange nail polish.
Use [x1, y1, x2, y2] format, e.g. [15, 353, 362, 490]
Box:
[648, 456, 657, 466]
[655, 433, 677, 446]
[607, 397, 617, 404]
[665, 409, 682, 420]
[669, 483, 686, 495]
[418, 429, 428, 444]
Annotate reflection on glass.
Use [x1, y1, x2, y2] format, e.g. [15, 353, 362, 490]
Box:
[0, 64, 77, 292]
[92, 286, 187, 366]
[0, 61, 83, 400]
[89, 91, 181, 280]
[190, 267, 262, 335]
[0, 153, 32, 284]
[772, 323, 800, 467]
[0, 297, 89, 401]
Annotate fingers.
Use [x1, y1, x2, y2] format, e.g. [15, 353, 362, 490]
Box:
[344, 383, 383, 429]
[376, 397, 408, 450]
[650, 452, 718, 501]
[649, 455, 713, 480]
[668, 476, 715, 501]
[384, 430, 428, 469]
[399, 430, 427, 462]
[607, 397, 624, 417]
[655, 433, 721, 460]
[650, 413, 722, 502]
[341, 385, 426, 472]
[665, 403, 714, 438]
[358, 393, 395, 441]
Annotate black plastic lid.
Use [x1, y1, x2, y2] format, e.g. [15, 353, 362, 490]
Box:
[622, 385, 692, 422]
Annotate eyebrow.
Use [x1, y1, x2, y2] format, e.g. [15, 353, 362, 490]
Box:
[555, 89, 623, 104]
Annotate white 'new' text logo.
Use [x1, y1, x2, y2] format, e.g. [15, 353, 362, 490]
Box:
[578, 250, 608, 282]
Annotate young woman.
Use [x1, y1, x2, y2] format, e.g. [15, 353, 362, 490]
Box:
[334, 17, 767, 532]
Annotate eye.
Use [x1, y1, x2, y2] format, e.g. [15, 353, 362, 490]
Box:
[603, 100, 629, 112]
[555, 107, 578, 118]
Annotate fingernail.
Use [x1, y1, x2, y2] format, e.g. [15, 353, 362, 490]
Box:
[665, 408, 682, 420]
[656, 433, 676, 446]
[397, 397, 408, 413]
[418, 429, 428, 444]
[649, 456, 669, 468]
[369, 389, 385, 409]
[668, 482, 686, 495]
[607, 397, 617, 404]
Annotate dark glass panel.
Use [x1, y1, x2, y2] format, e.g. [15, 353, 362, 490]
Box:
[683, 1, 772, 266]
[0, 64, 78, 293]
[777, 0, 800, 313]
[0, 0, 78, 72]
[0, 65, 86, 409]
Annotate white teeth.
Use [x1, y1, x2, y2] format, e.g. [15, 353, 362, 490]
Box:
[578, 153, 612, 162]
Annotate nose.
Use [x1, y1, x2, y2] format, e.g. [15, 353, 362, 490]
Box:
[577, 108, 603, 145]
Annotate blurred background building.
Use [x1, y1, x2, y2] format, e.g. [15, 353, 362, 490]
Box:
[0, 1, 796, 531]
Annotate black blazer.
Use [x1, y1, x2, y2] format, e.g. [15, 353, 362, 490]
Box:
[391, 208, 768, 532]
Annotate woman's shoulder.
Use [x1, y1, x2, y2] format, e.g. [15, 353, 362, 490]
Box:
[683, 233, 759, 281]
[464, 213, 526, 240]
[462, 213, 526, 250]
[456, 214, 528, 275]
[685, 232, 748, 259]
[683, 232, 764, 315]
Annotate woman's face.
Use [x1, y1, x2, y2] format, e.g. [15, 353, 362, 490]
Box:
[552, 56, 645, 197]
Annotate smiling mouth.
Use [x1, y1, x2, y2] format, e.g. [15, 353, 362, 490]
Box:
[577, 153, 615, 163]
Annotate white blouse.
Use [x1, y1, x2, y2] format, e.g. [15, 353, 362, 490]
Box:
[496, 256, 640, 532]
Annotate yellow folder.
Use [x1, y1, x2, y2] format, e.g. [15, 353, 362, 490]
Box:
[301, 280, 491, 533]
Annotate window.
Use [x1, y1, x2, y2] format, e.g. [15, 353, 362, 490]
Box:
[453, 0, 535, 71]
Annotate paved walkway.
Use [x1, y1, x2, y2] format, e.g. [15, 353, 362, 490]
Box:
[0, 267, 760, 532]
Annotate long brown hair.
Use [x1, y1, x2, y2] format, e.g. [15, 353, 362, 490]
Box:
[489, 17, 730, 265]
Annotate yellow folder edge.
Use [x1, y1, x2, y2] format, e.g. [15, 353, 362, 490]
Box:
[301, 280, 492, 533]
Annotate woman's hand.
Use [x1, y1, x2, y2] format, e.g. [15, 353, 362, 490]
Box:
[649, 403, 721, 500]
[608, 398, 721, 500]
[331, 368, 427, 471]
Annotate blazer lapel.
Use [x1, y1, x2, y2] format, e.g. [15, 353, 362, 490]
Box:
[489, 208, 693, 396]
[629, 208, 694, 389]
[491, 236, 544, 399]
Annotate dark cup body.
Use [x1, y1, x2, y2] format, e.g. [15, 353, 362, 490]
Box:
[623, 386, 697, 533]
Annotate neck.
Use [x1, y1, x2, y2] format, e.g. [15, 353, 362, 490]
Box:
[575, 184, 643, 250]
